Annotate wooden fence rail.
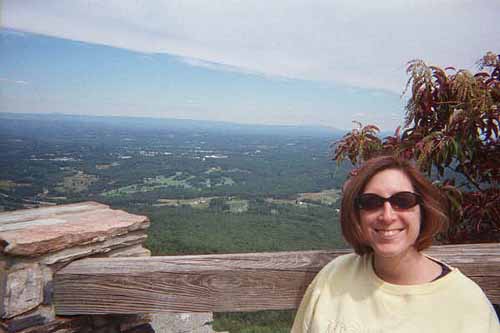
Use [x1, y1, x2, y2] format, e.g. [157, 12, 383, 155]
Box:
[54, 243, 500, 315]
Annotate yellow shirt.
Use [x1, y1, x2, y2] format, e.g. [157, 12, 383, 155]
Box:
[292, 253, 499, 333]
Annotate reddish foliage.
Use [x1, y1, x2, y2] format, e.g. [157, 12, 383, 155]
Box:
[333, 52, 500, 243]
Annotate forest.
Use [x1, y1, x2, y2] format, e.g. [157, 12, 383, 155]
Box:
[0, 112, 353, 332]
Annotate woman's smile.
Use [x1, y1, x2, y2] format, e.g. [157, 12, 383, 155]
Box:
[374, 227, 404, 238]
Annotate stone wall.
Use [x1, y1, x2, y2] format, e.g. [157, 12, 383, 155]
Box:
[0, 202, 217, 333]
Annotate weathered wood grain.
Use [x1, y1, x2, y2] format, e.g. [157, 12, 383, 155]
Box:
[54, 244, 500, 314]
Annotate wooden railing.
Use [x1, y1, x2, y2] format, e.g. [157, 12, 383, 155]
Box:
[53, 243, 500, 315]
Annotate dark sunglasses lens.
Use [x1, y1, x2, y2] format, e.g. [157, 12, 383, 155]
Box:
[390, 192, 419, 209]
[357, 194, 384, 210]
[357, 192, 420, 210]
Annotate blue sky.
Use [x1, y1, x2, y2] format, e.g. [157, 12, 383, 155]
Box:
[2, 1, 499, 130]
[1, 28, 403, 130]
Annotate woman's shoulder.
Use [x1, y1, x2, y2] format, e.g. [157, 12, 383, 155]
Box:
[323, 251, 361, 268]
[312, 252, 366, 286]
[443, 268, 493, 303]
[437, 269, 499, 329]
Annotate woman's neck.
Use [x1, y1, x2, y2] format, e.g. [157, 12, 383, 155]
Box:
[372, 250, 442, 285]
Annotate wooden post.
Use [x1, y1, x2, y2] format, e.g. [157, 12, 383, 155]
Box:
[54, 244, 500, 315]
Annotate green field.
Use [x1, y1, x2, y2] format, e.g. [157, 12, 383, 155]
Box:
[297, 188, 341, 205]
[102, 172, 195, 197]
[154, 197, 214, 208]
[0, 180, 16, 190]
[102, 172, 237, 198]
[227, 199, 249, 213]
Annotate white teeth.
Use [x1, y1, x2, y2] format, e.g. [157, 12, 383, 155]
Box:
[376, 229, 402, 236]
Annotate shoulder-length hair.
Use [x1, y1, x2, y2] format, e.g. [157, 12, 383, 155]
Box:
[340, 155, 449, 255]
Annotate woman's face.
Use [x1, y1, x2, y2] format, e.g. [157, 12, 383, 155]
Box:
[359, 168, 421, 260]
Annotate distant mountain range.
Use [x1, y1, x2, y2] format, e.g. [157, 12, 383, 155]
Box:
[0, 112, 346, 138]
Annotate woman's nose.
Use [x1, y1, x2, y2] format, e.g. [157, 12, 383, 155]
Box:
[379, 201, 396, 222]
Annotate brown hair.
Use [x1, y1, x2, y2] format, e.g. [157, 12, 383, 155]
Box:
[340, 155, 449, 255]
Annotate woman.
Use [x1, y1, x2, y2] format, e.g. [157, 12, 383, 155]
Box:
[292, 155, 499, 333]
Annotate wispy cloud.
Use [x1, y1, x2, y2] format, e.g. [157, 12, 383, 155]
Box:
[4, 1, 499, 93]
[0, 29, 26, 37]
[0, 77, 29, 85]
[353, 113, 366, 117]
[179, 57, 260, 76]
[138, 54, 154, 62]
[178, 56, 293, 82]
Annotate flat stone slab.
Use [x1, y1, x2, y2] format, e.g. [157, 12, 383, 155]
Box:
[2, 263, 44, 318]
[0, 202, 149, 257]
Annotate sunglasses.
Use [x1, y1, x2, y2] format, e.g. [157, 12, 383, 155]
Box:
[355, 191, 421, 211]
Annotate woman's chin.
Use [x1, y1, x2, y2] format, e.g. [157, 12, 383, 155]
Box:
[371, 243, 416, 260]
